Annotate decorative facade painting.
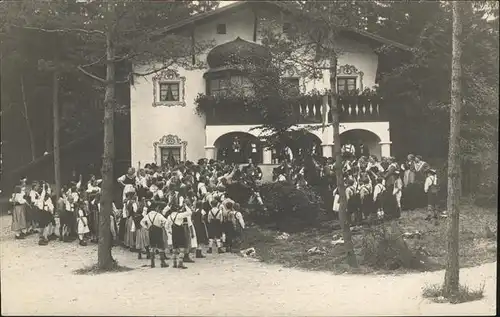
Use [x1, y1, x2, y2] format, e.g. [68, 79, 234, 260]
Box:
[152, 69, 186, 107]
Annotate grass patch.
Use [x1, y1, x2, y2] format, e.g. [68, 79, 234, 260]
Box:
[422, 283, 485, 304]
[74, 260, 134, 275]
[241, 203, 497, 274]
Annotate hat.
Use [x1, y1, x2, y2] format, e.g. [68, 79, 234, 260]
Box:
[428, 169, 437, 174]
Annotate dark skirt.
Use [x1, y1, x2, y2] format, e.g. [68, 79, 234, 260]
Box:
[383, 190, 399, 219]
[88, 210, 98, 235]
[347, 194, 361, 223]
[193, 214, 208, 245]
[360, 196, 374, 218]
[202, 201, 211, 213]
[207, 219, 222, 239]
[38, 210, 54, 228]
[149, 226, 164, 249]
[222, 221, 234, 240]
[172, 224, 187, 249]
[26, 205, 38, 225]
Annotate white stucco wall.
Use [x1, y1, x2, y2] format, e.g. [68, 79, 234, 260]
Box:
[130, 6, 385, 166]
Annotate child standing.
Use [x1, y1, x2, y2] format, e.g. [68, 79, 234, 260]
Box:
[135, 198, 150, 259]
[206, 200, 224, 254]
[123, 192, 138, 251]
[192, 201, 208, 259]
[424, 169, 439, 220]
[373, 177, 386, 220]
[140, 202, 169, 268]
[166, 204, 193, 269]
[228, 202, 245, 252]
[76, 201, 90, 246]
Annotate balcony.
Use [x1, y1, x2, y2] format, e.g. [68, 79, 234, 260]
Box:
[200, 94, 387, 126]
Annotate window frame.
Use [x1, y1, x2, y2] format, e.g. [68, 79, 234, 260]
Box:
[335, 76, 358, 94]
[207, 73, 254, 96]
[154, 134, 188, 164]
[160, 146, 182, 165]
[152, 69, 186, 107]
[159, 82, 180, 102]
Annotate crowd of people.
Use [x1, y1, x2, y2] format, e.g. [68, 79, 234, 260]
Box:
[272, 151, 441, 224]
[8, 148, 441, 267]
[9, 159, 267, 269]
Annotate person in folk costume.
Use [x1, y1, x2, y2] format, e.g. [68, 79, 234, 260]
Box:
[359, 178, 374, 221]
[140, 201, 169, 268]
[111, 201, 122, 245]
[192, 201, 208, 258]
[345, 178, 361, 225]
[283, 145, 294, 163]
[413, 155, 430, 208]
[231, 136, 242, 164]
[136, 167, 149, 200]
[227, 202, 245, 252]
[220, 197, 236, 251]
[76, 201, 90, 246]
[382, 157, 399, 220]
[10, 185, 28, 239]
[424, 169, 440, 220]
[206, 199, 224, 254]
[181, 198, 198, 263]
[117, 167, 137, 203]
[87, 191, 100, 243]
[135, 196, 151, 260]
[166, 202, 194, 269]
[373, 177, 386, 220]
[41, 190, 57, 245]
[27, 182, 41, 235]
[32, 183, 48, 245]
[393, 170, 404, 217]
[401, 154, 417, 211]
[123, 191, 138, 251]
[56, 187, 69, 241]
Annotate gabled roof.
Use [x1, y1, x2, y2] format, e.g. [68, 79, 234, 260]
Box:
[154, 1, 412, 52]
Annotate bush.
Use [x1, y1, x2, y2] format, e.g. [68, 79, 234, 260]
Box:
[254, 181, 324, 232]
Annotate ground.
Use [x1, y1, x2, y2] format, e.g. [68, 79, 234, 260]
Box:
[0, 214, 496, 316]
[243, 204, 498, 274]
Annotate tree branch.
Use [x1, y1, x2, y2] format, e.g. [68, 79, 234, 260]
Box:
[77, 66, 106, 83]
[80, 54, 106, 68]
[131, 62, 176, 77]
[14, 25, 105, 36]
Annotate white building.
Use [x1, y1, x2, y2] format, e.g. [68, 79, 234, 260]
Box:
[130, 2, 410, 171]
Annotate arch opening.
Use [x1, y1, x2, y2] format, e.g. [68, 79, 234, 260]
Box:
[271, 131, 323, 162]
[214, 131, 262, 164]
[340, 129, 382, 159]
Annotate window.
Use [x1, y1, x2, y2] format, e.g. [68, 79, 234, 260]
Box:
[283, 77, 300, 95]
[216, 23, 226, 34]
[336, 77, 357, 93]
[160, 147, 181, 165]
[159, 83, 180, 102]
[208, 75, 253, 96]
[152, 69, 186, 107]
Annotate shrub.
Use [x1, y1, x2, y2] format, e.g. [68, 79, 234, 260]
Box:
[253, 181, 324, 232]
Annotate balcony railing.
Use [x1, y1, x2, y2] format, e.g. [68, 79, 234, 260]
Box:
[204, 95, 387, 125]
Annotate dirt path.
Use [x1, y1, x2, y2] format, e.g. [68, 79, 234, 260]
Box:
[0, 215, 496, 316]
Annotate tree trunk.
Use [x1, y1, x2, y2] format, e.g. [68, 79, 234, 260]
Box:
[98, 0, 116, 270]
[443, 1, 463, 298]
[53, 70, 61, 202]
[330, 58, 358, 268]
[20, 76, 36, 161]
